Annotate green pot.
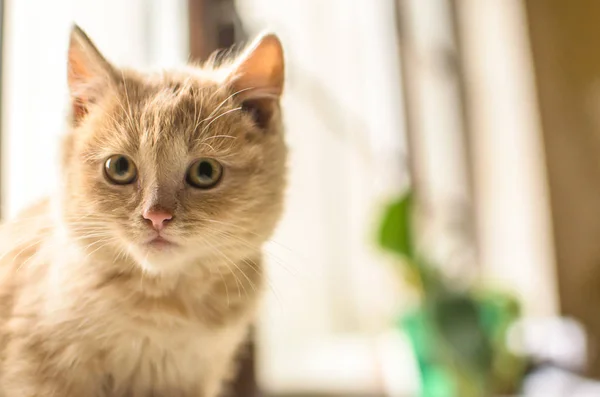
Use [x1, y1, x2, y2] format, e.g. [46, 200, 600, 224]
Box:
[400, 308, 456, 397]
[399, 292, 524, 397]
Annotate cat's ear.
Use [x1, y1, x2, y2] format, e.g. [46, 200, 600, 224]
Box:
[67, 25, 115, 123]
[227, 33, 284, 128]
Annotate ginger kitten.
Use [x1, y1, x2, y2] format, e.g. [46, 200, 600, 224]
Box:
[0, 25, 286, 397]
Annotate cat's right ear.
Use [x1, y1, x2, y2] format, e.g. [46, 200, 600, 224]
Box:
[67, 25, 115, 123]
[225, 33, 284, 129]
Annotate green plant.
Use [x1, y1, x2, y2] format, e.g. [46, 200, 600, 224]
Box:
[378, 191, 525, 396]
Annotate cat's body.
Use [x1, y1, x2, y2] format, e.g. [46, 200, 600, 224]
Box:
[0, 26, 286, 397]
[0, 199, 260, 397]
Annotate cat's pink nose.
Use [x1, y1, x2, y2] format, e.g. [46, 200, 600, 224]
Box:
[142, 209, 173, 231]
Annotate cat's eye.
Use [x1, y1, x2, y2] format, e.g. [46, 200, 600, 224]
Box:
[186, 158, 223, 189]
[104, 155, 137, 185]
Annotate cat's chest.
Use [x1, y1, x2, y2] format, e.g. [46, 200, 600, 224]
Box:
[93, 298, 248, 394]
[103, 317, 210, 390]
[66, 277, 250, 394]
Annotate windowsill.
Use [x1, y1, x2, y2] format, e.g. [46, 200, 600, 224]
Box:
[258, 330, 419, 397]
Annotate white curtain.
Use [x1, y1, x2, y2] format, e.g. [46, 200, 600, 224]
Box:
[235, 0, 411, 394]
[457, 0, 558, 317]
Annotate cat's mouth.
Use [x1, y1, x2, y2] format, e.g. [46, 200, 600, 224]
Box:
[144, 235, 176, 250]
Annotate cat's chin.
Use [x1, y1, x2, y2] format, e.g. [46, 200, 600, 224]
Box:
[131, 250, 190, 276]
[121, 238, 189, 275]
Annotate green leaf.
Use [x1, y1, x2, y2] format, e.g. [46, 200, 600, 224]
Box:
[378, 192, 414, 259]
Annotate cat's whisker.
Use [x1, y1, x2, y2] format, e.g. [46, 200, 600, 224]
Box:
[111, 245, 124, 263]
[198, 142, 217, 153]
[191, 86, 200, 134]
[242, 257, 284, 312]
[67, 226, 113, 235]
[189, 93, 206, 136]
[202, 219, 297, 254]
[206, 227, 296, 276]
[206, 242, 247, 299]
[86, 99, 124, 129]
[203, 234, 259, 296]
[119, 70, 139, 135]
[232, 260, 257, 294]
[205, 229, 298, 307]
[2, 213, 50, 224]
[0, 231, 49, 261]
[81, 237, 118, 253]
[201, 219, 302, 276]
[16, 251, 40, 273]
[70, 234, 115, 243]
[202, 87, 255, 123]
[114, 97, 136, 136]
[199, 107, 243, 136]
[69, 222, 111, 229]
[0, 226, 52, 263]
[210, 260, 231, 308]
[10, 239, 44, 271]
[81, 242, 119, 267]
[67, 223, 111, 229]
[68, 227, 111, 233]
[200, 134, 237, 142]
[82, 235, 117, 251]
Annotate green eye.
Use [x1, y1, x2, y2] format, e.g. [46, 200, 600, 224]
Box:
[104, 155, 137, 185]
[186, 158, 223, 189]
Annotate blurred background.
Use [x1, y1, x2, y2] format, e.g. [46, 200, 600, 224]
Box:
[4, 0, 600, 396]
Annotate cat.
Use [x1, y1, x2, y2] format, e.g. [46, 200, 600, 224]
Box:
[0, 25, 286, 397]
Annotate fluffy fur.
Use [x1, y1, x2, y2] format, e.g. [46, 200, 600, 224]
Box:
[0, 26, 286, 397]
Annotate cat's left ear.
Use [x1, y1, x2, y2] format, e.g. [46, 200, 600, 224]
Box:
[67, 25, 116, 123]
[227, 33, 284, 128]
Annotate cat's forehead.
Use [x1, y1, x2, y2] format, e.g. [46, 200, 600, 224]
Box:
[135, 74, 238, 131]
[96, 73, 248, 156]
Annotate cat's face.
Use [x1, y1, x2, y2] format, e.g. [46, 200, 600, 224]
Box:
[61, 27, 286, 274]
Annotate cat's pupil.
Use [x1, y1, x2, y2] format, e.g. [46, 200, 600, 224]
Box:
[197, 161, 213, 179]
[114, 157, 129, 175]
